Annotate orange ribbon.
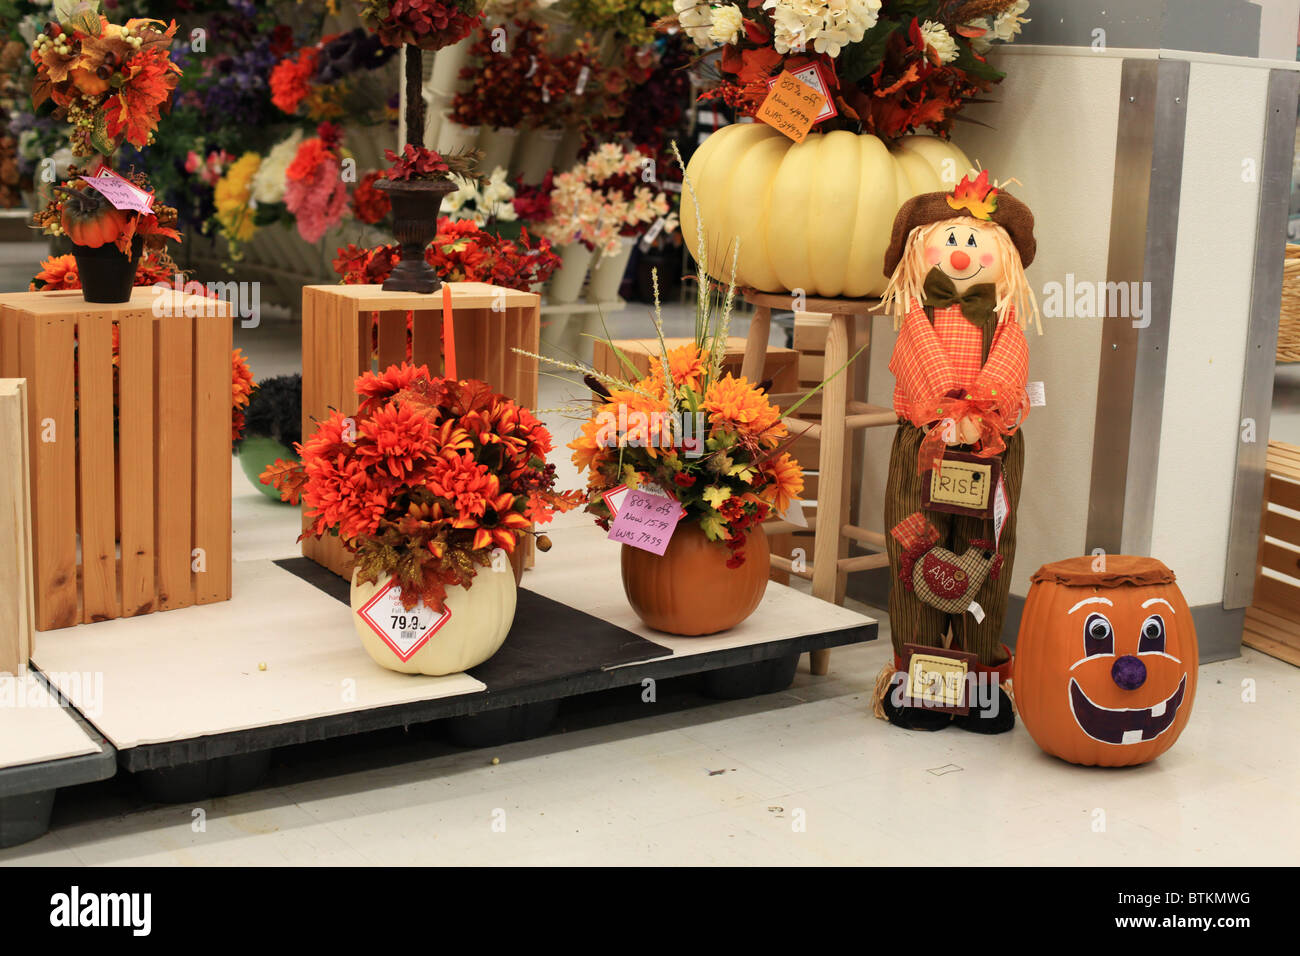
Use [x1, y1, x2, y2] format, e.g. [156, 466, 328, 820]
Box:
[442, 283, 457, 380]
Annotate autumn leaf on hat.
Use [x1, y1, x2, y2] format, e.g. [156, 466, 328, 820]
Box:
[946, 170, 999, 220]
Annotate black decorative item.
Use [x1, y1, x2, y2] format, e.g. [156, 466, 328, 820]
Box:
[72, 234, 144, 304]
[378, 44, 452, 294]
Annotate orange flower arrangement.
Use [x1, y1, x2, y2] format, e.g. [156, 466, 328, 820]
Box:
[564, 344, 804, 567]
[30, 2, 181, 156]
[262, 364, 582, 611]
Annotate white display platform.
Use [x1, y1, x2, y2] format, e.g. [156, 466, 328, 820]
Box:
[525, 523, 876, 662]
[32, 561, 486, 751]
[0, 674, 100, 770]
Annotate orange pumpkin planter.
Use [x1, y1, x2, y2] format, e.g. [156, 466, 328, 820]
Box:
[621, 524, 770, 636]
[1015, 556, 1197, 767]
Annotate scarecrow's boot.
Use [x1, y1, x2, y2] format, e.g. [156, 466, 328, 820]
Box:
[953, 648, 1016, 735]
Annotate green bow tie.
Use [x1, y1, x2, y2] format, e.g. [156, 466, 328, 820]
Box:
[922, 267, 999, 358]
[923, 268, 998, 326]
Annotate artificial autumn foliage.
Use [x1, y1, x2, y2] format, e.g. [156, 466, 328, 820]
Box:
[692, 0, 1029, 140]
[29, 1, 181, 156]
[262, 364, 582, 611]
[332, 217, 561, 289]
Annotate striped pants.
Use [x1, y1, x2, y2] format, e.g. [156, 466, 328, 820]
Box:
[883, 423, 1024, 667]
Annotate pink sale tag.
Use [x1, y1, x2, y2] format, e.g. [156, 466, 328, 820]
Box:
[80, 168, 154, 214]
[607, 488, 684, 556]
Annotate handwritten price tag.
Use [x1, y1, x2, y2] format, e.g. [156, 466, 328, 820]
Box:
[757, 70, 830, 143]
[607, 488, 685, 556]
[764, 63, 837, 124]
[80, 166, 154, 214]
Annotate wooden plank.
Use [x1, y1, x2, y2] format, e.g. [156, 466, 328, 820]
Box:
[522, 302, 540, 410]
[193, 299, 232, 604]
[1259, 539, 1300, 579]
[118, 309, 155, 617]
[1242, 601, 1300, 633]
[76, 312, 118, 622]
[26, 314, 78, 630]
[410, 308, 443, 376]
[798, 352, 824, 384]
[454, 306, 488, 384]
[0, 380, 35, 673]
[329, 293, 358, 578]
[1241, 630, 1300, 666]
[1265, 473, 1300, 513]
[503, 306, 525, 401]
[377, 309, 407, 372]
[0, 305, 18, 379]
[300, 287, 320, 564]
[809, 313, 850, 676]
[1262, 507, 1300, 548]
[486, 304, 506, 393]
[154, 307, 194, 610]
[1254, 573, 1300, 615]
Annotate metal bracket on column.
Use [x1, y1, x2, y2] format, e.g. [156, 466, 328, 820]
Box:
[1086, 58, 1190, 557]
[1222, 69, 1300, 609]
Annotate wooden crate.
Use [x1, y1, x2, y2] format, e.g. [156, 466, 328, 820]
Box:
[0, 379, 35, 673]
[1244, 441, 1300, 665]
[301, 283, 541, 579]
[0, 288, 233, 631]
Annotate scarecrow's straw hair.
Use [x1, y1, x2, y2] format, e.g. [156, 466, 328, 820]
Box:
[880, 217, 1042, 335]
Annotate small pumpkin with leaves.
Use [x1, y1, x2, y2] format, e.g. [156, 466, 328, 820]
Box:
[56, 185, 130, 249]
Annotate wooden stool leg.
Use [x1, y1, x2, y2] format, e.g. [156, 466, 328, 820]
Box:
[741, 305, 771, 383]
[810, 313, 849, 676]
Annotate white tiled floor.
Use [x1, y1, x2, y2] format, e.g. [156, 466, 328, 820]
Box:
[2, 243, 1298, 865]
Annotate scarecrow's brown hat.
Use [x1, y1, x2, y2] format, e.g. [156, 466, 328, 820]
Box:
[883, 172, 1036, 277]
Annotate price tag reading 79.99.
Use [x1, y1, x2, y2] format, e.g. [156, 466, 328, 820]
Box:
[606, 489, 686, 556]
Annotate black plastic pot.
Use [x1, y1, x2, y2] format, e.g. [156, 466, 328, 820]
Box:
[71, 234, 144, 304]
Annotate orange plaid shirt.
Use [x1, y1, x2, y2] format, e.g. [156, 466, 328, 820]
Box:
[890, 296, 1029, 432]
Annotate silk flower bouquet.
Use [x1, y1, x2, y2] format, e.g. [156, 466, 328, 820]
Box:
[521, 145, 856, 636]
[262, 364, 582, 674]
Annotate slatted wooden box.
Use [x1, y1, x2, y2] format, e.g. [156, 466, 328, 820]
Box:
[0, 379, 35, 672]
[1244, 440, 1300, 665]
[0, 289, 233, 631]
[301, 283, 541, 579]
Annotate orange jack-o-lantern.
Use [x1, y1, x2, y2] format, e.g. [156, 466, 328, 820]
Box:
[1015, 556, 1197, 767]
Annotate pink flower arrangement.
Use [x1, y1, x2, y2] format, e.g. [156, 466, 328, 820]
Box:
[284, 122, 348, 242]
[535, 144, 675, 255]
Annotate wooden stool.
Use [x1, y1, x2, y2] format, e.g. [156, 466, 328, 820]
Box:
[742, 290, 896, 676]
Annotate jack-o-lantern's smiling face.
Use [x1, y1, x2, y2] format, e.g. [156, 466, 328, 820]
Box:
[1066, 596, 1188, 746]
[924, 222, 1005, 292]
[1015, 556, 1198, 767]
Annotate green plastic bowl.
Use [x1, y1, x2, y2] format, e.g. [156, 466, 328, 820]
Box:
[238, 436, 298, 502]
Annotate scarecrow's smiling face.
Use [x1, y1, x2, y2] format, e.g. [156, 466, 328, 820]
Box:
[924, 222, 1003, 292]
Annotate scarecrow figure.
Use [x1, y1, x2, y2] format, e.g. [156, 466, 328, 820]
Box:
[876, 171, 1040, 734]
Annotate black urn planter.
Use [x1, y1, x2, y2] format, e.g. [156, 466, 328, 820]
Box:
[71, 234, 144, 304]
[374, 177, 458, 293]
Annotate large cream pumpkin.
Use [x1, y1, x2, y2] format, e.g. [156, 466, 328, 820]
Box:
[681, 124, 973, 299]
[350, 567, 516, 676]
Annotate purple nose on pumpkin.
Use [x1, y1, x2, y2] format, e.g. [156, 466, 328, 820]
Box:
[1111, 655, 1147, 690]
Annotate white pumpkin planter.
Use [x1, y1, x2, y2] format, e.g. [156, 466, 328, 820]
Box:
[681, 124, 973, 298]
[350, 567, 517, 676]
